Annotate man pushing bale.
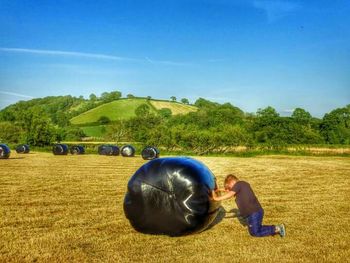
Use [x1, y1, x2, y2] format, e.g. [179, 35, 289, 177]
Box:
[211, 174, 286, 237]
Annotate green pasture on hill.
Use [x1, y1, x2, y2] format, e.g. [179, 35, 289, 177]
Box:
[81, 125, 106, 137]
[70, 99, 156, 125]
[70, 98, 198, 125]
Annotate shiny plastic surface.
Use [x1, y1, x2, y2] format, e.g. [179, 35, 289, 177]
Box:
[0, 144, 11, 159]
[141, 146, 160, 160]
[121, 145, 135, 157]
[98, 145, 119, 156]
[70, 145, 85, 155]
[124, 157, 220, 236]
[52, 144, 68, 155]
[16, 144, 30, 154]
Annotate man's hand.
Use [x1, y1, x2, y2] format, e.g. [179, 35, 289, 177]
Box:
[211, 190, 235, 202]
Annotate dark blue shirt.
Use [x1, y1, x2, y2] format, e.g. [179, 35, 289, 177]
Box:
[232, 181, 262, 217]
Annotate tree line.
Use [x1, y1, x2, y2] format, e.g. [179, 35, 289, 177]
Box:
[107, 99, 349, 154]
[0, 92, 349, 154]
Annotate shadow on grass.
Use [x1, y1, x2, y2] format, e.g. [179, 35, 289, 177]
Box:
[206, 206, 226, 230]
[207, 207, 248, 231]
[225, 208, 248, 226]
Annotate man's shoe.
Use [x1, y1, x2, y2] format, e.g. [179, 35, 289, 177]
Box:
[279, 224, 286, 238]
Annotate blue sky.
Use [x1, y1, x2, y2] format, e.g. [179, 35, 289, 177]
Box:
[0, 0, 349, 117]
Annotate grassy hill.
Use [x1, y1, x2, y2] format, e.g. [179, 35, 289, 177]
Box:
[70, 98, 197, 125]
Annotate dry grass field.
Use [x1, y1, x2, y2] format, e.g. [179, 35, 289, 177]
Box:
[1, 152, 349, 262]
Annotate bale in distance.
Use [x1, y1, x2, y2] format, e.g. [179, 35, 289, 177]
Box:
[70, 145, 85, 155]
[121, 145, 135, 157]
[141, 146, 160, 160]
[123, 157, 221, 236]
[0, 144, 11, 159]
[15, 144, 30, 154]
[98, 144, 119, 156]
[52, 144, 69, 155]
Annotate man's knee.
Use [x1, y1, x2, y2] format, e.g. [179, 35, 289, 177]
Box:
[248, 225, 260, 237]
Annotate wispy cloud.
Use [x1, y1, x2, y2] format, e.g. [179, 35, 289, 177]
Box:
[253, 0, 301, 22]
[144, 56, 190, 66]
[282, 108, 295, 113]
[0, 47, 138, 61]
[0, 47, 190, 66]
[0, 90, 34, 99]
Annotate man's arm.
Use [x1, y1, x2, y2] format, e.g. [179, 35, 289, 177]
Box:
[215, 188, 229, 193]
[211, 190, 235, 201]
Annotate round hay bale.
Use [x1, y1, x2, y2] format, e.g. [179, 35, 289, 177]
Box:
[70, 145, 85, 155]
[98, 144, 119, 156]
[123, 157, 221, 236]
[15, 144, 30, 154]
[52, 144, 69, 155]
[0, 144, 11, 159]
[141, 146, 160, 160]
[121, 145, 135, 157]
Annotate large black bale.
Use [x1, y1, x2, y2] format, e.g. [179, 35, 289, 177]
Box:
[0, 144, 11, 159]
[70, 145, 85, 155]
[16, 144, 30, 154]
[98, 145, 119, 156]
[141, 146, 160, 160]
[52, 144, 69, 155]
[124, 157, 220, 236]
[121, 145, 135, 157]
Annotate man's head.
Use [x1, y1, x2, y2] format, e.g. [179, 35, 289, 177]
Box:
[224, 174, 239, 190]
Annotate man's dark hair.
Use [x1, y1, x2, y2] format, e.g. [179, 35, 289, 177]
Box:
[224, 174, 239, 186]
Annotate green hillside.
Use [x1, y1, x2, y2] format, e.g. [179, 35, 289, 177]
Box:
[70, 98, 198, 125]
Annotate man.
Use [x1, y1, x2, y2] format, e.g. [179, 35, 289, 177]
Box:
[212, 174, 286, 237]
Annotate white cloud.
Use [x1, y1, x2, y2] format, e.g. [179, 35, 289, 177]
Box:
[0, 90, 34, 99]
[0, 47, 189, 66]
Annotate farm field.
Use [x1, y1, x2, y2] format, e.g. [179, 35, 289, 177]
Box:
[0, 153, 349, 262]
[149, 100, 197, 114]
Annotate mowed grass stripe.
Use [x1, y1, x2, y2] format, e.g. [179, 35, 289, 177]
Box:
[0, 153, 349, 262]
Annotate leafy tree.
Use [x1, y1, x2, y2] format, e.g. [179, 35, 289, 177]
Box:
[21, 108, 56, 146]
[158, 108, 172, 118]
[89, 93, 97, 101]
[292, 108, 312, 125]
[62, 127, 86, 141]
[181, 98, 189, 104]
[320, 105, 350, 144]
[125, 115, 162, 143]
[110, 91, 122, 100]
[257, 106, 279, 119]
[0, 122, 23, 143]
[101, 91, 122, 102]
[194, 98, 219, 109]
[98, 116, 111, 125]
[170, 96, 177, 102]
[105, 120, 129, 142]
[135, 104, 151, 117]
[147, 96, 152, 100]
[127, 94, 135, 99]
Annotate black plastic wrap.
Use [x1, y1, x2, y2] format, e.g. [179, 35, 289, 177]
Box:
[52, 144, 69, 155]
[0, 144, 11, 159]
[124, 157, 220, 236]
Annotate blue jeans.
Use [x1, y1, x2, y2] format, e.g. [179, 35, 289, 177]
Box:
[247, 209, 276, 237]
